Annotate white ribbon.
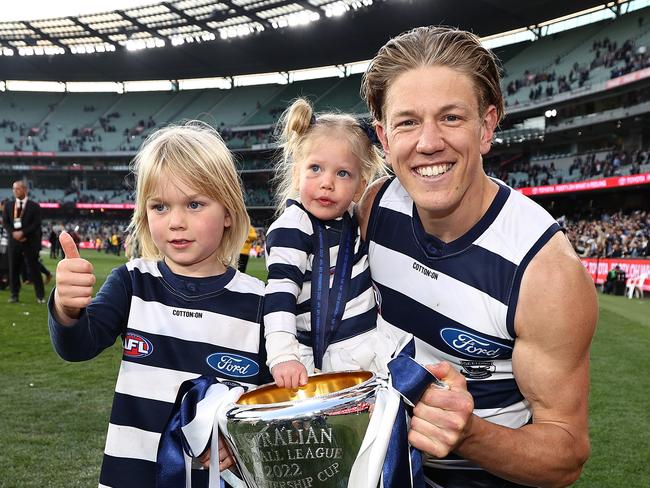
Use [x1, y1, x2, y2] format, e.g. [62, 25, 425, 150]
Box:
[348, 378, 401, 488]
[179, 383, 245, 488]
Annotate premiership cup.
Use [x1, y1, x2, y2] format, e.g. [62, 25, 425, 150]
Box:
[222, 371, 384, 488]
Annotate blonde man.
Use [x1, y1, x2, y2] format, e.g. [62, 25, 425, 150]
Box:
[358, 26, 597, 487]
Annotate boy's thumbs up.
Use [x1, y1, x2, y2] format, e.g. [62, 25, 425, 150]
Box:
[59, 231, 80, 259]
[54, 231, 95, 325]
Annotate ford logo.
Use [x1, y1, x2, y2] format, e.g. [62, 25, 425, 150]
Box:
[440, 328, 512, 359]
[207, 353, 259, 378]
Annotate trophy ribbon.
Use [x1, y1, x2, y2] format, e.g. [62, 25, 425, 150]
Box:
[156, 375, 245, 488]
[383, 338, 447, 487]
[347, 379, 401, 487]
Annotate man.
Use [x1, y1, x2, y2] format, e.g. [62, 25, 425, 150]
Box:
[2, 180, 45, 303]
[358, 27, 597, 487]
[0, 199, 9, 290]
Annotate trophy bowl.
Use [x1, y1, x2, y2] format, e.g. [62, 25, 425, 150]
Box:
[222, 371, 381, 488]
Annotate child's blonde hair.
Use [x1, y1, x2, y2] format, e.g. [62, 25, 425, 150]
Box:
[273, 98, 387, 215]
[129, 121, 249, 268]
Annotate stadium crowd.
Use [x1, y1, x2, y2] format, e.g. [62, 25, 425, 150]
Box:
[488, 144, 650, 189]
[563, 210, 650, 258]
[504, 32, 650, 105]
[42, 220, 127, 254]
[34, 210, 649, 261]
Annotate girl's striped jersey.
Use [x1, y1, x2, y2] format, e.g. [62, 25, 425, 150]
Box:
[263, 200, 378, 352]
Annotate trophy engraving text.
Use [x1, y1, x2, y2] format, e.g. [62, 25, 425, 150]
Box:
[224, 372, 376, 488]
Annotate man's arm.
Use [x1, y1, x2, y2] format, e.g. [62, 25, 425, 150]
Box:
[356, 176, 389, 240]
[412, 231, 597, 487]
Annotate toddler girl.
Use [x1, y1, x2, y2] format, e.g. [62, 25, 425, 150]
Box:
[263, 98, 387, 388]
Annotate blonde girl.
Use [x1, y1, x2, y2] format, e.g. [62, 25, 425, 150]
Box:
[263, 98, 388, 388]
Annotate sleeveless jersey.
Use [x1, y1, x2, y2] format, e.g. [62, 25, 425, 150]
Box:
[366, 177, 560, 476]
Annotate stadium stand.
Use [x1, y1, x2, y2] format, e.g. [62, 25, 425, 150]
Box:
[0, 4, 649, 261]
[2, 10, 650, 152]
[502, 11, 650, 107]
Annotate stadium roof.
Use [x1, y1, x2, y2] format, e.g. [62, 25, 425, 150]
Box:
[0, 0, 620, 81]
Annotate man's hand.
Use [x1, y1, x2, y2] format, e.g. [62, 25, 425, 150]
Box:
[197, 438, 235, 471]
[408, 362, 475, 458]
[53, 231, 96, 325]
[271, 360, 308, 389]
[12, 230, 25, 242]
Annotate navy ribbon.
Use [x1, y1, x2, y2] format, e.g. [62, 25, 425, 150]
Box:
[156, 375, 225, 488]
[358, 117, 380, 146]
[309, 211, 356, 370]
[383, 339, 437, 488]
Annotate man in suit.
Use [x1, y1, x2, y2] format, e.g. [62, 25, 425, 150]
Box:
[2, 180, 45, 303]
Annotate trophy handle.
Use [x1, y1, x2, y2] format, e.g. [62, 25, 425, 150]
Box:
[208, 387, 247, 488]
[217, 400, 257, 488]
[348, 382, 401, 488]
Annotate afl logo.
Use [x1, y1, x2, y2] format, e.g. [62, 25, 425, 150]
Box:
[440, 328, 512, 359]
[206, 353, 259, 378]
[123, 333, 153, 358]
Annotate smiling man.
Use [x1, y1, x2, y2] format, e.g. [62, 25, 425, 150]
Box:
[358, 27, 598, 487]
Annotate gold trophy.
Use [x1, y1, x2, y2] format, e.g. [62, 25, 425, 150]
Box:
[221, 371, 391, 488]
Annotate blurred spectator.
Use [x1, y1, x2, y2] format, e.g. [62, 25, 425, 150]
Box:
[49, 226, 60, 259]
[238, 225, 258, 273]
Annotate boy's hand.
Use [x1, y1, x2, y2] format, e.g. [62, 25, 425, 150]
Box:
[271, 360, 308, 389]
[53, 231, 96, 325]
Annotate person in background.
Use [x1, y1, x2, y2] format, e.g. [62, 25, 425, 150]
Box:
[49, 226, 59, 259]
[0, 199, 9, 290]
[254, 240, 264, 259]
[238, 224, 258, 272]
[68, 225, 81, 250]
[95, 235, 103, 252]
[110, 231, 119, 255]
[2, 180, 45, 304]
[21, 255, 52, 285]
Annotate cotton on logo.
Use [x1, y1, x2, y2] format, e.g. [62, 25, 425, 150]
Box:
[123, 333, 153, 358]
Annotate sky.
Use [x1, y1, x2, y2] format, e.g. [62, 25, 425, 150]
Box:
[1, 0, 162, 22]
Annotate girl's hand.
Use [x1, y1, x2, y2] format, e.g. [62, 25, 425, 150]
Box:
[271, 360, 308, 389]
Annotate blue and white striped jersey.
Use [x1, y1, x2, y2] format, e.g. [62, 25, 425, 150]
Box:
[366, 178, 560, 478]
[263, 201, 378, 366]
[49, 258, 268, 488]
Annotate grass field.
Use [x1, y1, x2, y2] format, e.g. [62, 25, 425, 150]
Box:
[0, 252, 648, 487]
